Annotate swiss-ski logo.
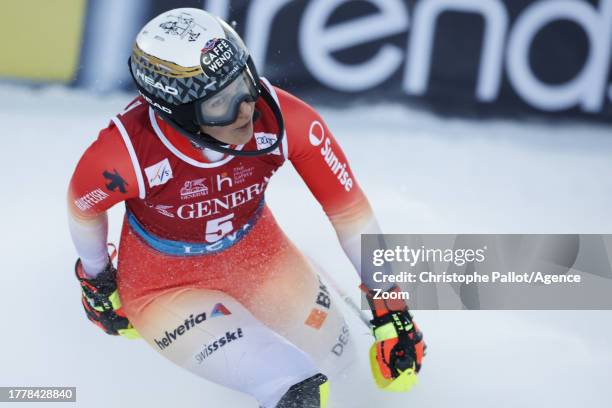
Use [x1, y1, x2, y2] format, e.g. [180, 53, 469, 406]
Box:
[194, 328, 245, 364]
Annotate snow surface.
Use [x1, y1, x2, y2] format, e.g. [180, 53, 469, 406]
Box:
[1, 84, 611, 407]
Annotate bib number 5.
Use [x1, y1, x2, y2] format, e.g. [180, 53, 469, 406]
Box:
[205, 213, 235, 243]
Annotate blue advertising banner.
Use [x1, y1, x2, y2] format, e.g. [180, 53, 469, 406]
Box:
[78, 0, 612, 121]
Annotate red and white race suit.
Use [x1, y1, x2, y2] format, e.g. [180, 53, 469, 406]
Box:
[68, 80, 380, 407]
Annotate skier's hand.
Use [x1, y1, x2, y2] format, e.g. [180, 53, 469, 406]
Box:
[362, 285, 426, 392]
[75, 259, 140, 339]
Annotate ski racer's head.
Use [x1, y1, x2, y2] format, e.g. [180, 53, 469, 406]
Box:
[128, 8, 283, 156]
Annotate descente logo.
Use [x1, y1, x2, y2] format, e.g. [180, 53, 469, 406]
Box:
[154, 303, 231, 350]
[309, 121, 353, 192]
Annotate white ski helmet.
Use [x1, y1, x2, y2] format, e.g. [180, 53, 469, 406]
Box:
[129, 8, 284, 156]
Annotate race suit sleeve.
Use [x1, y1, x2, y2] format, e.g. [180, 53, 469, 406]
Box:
[67, 122, 139, 277]
[278, 88, 383, 288]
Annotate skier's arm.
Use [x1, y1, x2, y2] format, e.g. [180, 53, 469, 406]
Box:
[280, 89, 382, 289]
[67, 124, 139, 277]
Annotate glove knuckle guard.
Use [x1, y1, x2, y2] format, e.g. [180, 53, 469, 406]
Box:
[362, 285, 426, 392]
[75, 259, 138, 338]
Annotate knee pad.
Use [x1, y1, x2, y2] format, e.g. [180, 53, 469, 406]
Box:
[276, 373, 329, 408]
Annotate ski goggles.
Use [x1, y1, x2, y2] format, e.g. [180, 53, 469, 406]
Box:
[194, 68, 260, 127]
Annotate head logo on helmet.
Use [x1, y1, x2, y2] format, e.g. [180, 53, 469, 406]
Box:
[134, 69, 179, 96]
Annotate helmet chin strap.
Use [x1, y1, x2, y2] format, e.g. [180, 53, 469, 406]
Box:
[159, 85, 284, 157]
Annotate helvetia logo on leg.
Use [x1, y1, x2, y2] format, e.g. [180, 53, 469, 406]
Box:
[154, 303, 232, 350]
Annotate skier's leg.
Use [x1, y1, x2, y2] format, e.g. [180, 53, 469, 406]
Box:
[117, 207, 357, 383]
[116, 207, 357, 405]
[125, 287, 327, 408]
[225, 243, 359, 384]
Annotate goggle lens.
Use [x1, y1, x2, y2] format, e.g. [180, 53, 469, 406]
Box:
[196, 70, 259, 126]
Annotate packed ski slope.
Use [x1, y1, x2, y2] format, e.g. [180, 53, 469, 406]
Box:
[1, 83, 611, 407]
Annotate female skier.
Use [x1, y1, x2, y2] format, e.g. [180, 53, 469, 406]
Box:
[68, 8, 424, 408]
